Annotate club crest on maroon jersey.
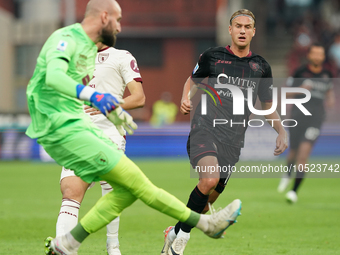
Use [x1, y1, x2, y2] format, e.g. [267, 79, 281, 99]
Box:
[98, 53, 109, 63]
[249, 61, 260, 72]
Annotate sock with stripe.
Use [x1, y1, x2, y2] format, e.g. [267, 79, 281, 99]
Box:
[56, 198, 80, 236]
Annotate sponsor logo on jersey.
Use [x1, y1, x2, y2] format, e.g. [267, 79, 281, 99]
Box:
[130, 59, 140, 73]
[57, 40, 68, 52]
[249, 61, 260, 72]
[193, 63, 199, 74]
[215, 60, 232, 65]
[98, 53, 109, 63]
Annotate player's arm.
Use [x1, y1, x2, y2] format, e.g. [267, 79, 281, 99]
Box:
[45, 58, 122, 114]
[86, 80, 145, 115]
[180, 77, 194, 115]
[181, 50, 210, 115]
[120, 80, 145, 110]
[261, 102, 288, 156]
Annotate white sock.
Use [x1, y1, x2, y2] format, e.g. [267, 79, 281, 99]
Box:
[101, 181, 120, 249]
[56, 199, 80, 236]
[195, 215, 209, 233]
[168, 228, 177, 242]
[177, 229, 190, 240]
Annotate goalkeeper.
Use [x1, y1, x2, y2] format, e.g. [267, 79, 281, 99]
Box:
[26, 0, 242, 254]
[55, 38, 145, 255]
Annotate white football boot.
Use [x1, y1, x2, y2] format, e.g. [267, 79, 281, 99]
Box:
[286, 190, 298, 203]
[168, 237, 188, 255]
[203, 199, 242, 239]
[160, 226, 175, 255]
[107, 245, 121, 255]
[45, 236, 78, 255]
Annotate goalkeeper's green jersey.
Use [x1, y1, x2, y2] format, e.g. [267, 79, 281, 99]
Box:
[26, 23, 97, 138]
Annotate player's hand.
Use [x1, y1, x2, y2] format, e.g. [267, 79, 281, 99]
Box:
[84, 105, 102, 116]
[274, 130, 288, 156]
[107, 106, 138, 135]
[90, 92, 124, 115]
[180, 99, 193, 115]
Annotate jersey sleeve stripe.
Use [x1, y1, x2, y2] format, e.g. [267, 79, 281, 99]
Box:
[134, 77, 143, 83]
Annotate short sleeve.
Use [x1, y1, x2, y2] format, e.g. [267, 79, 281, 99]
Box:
[258, 63, 273, 102]
[119, 52, 142, 84]
[191, 49, 211, 81]
[45, 32, 76, 64]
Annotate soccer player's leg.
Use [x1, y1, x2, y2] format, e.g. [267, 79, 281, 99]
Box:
[41, 120, 125, 254]
[166, 131, 239, 255]
[164, 155, 219, 255]
[100, 181, 121, 255]
[55, 168, 91, 237]
[278, 124, 299, 193]
[101, 135, 126, 255]
[81, 155, 241, 237]
[286, 123, 320, 203]
[286, 141, 313, 203]
[43, 121, 241, 254]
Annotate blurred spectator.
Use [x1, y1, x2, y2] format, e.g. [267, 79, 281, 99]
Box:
[328, 33, 340, 76]
[150, 92, 178, 128]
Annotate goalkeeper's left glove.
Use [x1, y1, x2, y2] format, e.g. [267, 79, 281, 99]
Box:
[76, 84, 124, 115]
[107, 106, 138, 136]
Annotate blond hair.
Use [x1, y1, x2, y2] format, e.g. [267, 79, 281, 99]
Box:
[230, 9, 256, 27]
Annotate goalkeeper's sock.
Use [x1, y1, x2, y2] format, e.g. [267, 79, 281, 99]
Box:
[174, 186, 209, 234]
[70, 223, 90, 243]
[292, 170, 305, 192]
[56, 199, 80, 236]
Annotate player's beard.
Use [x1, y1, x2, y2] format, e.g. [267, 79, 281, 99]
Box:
[101, 24, 117, 47]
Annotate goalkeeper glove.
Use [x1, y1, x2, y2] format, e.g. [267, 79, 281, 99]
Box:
[107, 106, 138, 136]
[76, 84, 123, 115]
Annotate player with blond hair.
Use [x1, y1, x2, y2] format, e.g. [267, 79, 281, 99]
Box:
[161, 9, 288, 255]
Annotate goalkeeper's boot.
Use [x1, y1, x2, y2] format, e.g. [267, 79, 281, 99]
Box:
[107, 245, 121, 255]
[277, 174, 291, 193]
[286, 190, 298, 203]
[45, 235, 78, 255]
[168, 236, 189, 255]
[160, 226, 174, 255]
[203, 199, 242, 239]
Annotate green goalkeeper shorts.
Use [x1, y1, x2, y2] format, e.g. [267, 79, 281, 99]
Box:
[37, 118, 124, 183]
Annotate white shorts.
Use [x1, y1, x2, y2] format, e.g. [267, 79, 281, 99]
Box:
[60, 134, 126, 185]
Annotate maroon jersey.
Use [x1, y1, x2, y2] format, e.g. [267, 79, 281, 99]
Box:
[191, 46, 273, 148]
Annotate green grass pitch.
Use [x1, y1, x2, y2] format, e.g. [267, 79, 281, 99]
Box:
[0, 158, 339, 254]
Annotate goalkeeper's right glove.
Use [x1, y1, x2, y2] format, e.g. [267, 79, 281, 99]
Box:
[107, 106, 138, 136]
[76, 84, 124, 115]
